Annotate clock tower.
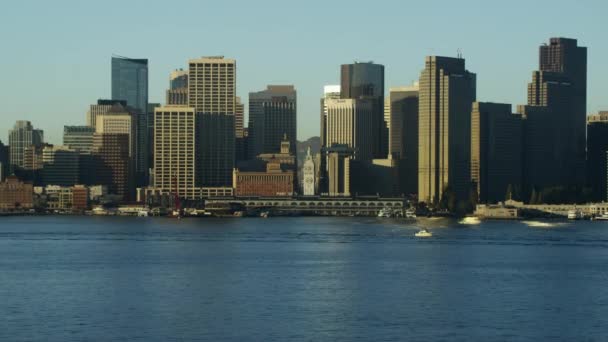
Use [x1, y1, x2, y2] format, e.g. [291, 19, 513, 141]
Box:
[302, 147, 316, 196]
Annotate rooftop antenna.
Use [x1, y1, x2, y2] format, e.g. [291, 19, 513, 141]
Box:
[457, 48, 463, 59]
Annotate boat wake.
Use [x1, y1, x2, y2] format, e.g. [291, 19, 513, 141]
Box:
[522, 221, 564, 228]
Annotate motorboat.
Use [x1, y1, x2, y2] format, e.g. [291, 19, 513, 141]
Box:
[459, 216, 481, 225]
[593, 213, 608, 221]
[405, 208, 417, 219]
[567, 209, 583, 220]
[415, 229, 433, 238]
[378, 207, 394, 218]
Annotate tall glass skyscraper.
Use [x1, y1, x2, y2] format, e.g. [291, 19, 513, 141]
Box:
[111, 56, 149, 185]
[112, 56, 148, 113]
[340, 62, 386, 158]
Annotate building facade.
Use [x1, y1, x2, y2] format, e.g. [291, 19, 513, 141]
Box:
[166, 69, 188, 105]
[325, 98, 374, 161]
[63, 126, 95, 153]
[248, 85, 297, 159]
[92, 133, 133, 201]
[0, 140, 8, 182]
[188, 56, 236, 187]
[8, 121, 44, 172]
[233, 162, 295, 197]
[153, 106, 198, 199]
[112, 56, 149, 184]
[0, 176, 33, 210]
[341, 62, 386, 158]
[470, 102, 523, 204]
[525, 38, 587, 191]
[418, 56, 476, 204]
[41, 145, 80, 186]
[386, 85, 419, 195]
[587, 112, 608, 201]
[86, 99, 127, 129]
[326, 144, 354, 197]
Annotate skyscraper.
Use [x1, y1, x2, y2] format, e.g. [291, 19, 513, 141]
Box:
[320, 85, 341, 149]
[41, 145, 80, 186]
[153, 106, 198, 199]
[188, 56, 236, 187]
[587, 112, 608, 201]
[524, 38, 587, 191]
[325, 98, 375, 161]
[470, 102, 523, 204]
[112, 56, 149, 185]
[95, 107, 136, 161]
[386, 85, 419, 195]
[341, 62, 385, 158]
[0, 140, 8, 181]
[92, 133, 133, 201]
[8, 121, 44, 173]
[166, 69, 188, 105]
[248, 85, 297, 159]
[63, 126, 95, 153]
[86, 99, 127, 129]
[418, 56, 476, 204]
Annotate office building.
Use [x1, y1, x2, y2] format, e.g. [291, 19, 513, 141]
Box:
[92, 133, 133, 201]
[63, 126, 95, 153]
[248, 85, 297, 158]
[341, 62, 385, 158]
[86, 99, 127, 129]
[188, 56, 236, 187]
[418, 56, 476, 204]
[112, 56, 149, 184]
[587, 112, 608, 201]
[95, 107, 136, 160]
[235, 97, 247, 162]
[153, 106, 199, 199]
[167, 69, 188, 105]
[320, 85, 341, 148]
[0, 176, 33, 210]
[470, 102, 523, 204]
[326, 144, 353, 197]
[386, 84, 419, 195]
[41, 145, 80, 186]
[325, 98, 374, 161]
[233, 162, 295, 197]
[8, 121, 44, 172]
[0, 141, 8, 182]
[525, 38, 587, 190]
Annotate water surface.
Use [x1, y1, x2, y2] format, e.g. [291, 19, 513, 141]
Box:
[1, 216, 607, 341]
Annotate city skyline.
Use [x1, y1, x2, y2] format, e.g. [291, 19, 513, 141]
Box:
[1, 0, 607, 144]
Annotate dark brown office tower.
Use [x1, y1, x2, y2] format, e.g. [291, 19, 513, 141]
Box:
[587, 112, 608, 201]
[471, 103, 523, 204]
[340, 62, 386, 158]
[387, 86, 419, 196]
[248, 86, 297, 159]
[418, 56, 476, 204]
[525, 38, 587, 191]
[92, 133, 133, 201]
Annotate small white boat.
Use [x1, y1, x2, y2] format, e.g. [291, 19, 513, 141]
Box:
[415, 229, 433, 238]
[459, 216, 481, 225]
[593, 213, 608, 221]
[567, 209, 583, 220]
[260, 211, 270, 218]
[378, 208, 393, 218]
[405, 208, 417, 219]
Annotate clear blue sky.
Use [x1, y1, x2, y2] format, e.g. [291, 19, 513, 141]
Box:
[0, 0, 606, 144]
